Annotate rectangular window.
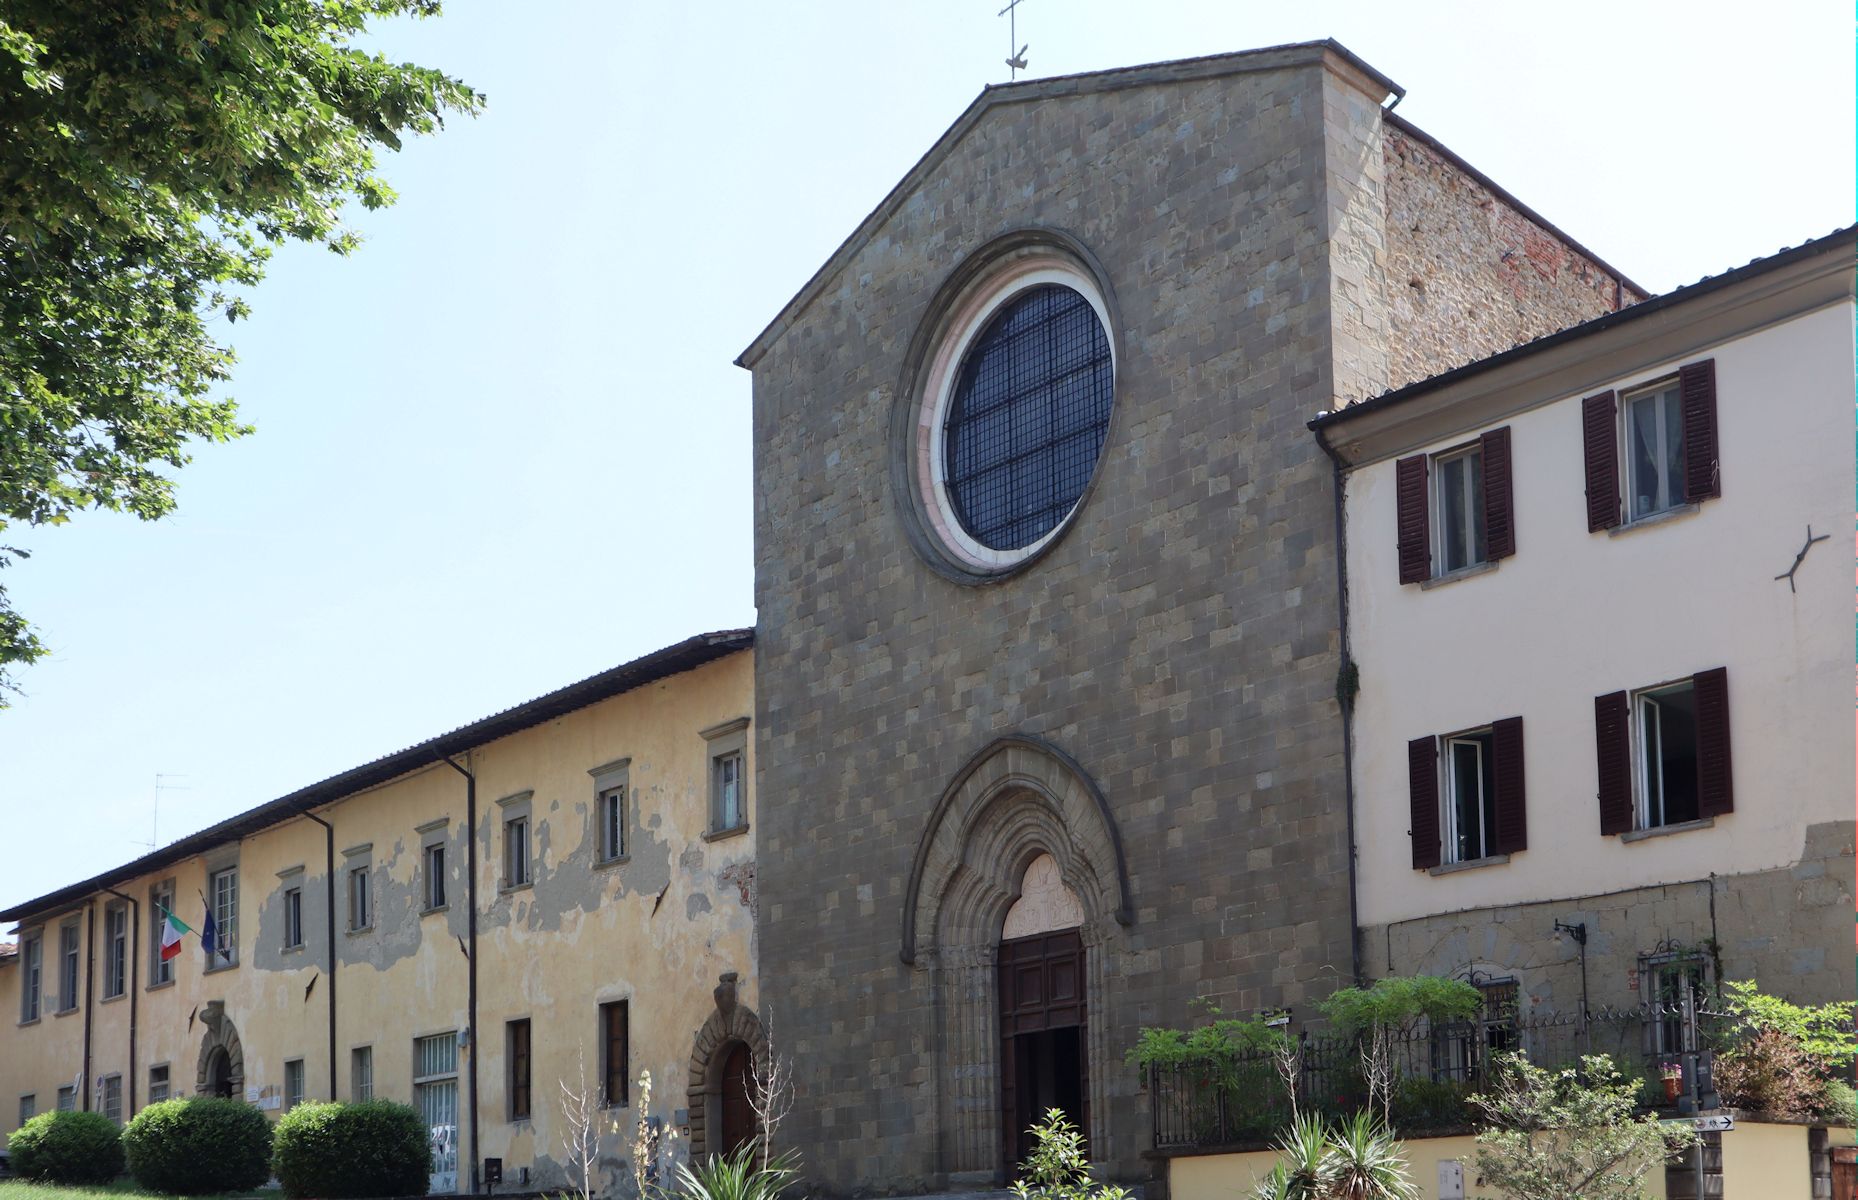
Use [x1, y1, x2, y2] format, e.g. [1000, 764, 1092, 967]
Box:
[103, 905, 127, 999]
[600, 786, 626, 861]
[284, 887, 303, 950]
[101, 1074, 122, 1124]
[149, 1065, 169, 1104]
[505, 817, 530, 888]
[210, 867, 239, 964]
[19, 1095, 35, 1127]
[1625, 381, 1685, 521]
[20, 932, 42, 1022]
[425, 844, 447, 910]
[1645, 954, 1710, 1056]
[352, 1046, 374, 1102]
[600, 1000, 629, 1107]
[349, 865, 370, 931]
[149, 884, 175, 986]
[507, 1019, 532, 1121]
[713, 752, 744, 833]
[1434, 444, 1487, 574]
[58, 920, 79, 1012]
[57, 1085, 75, 1112]
[1635, 680, 1699, 828]
[1444, 729, 1497, 863]
[284, 1060, 304, 1112]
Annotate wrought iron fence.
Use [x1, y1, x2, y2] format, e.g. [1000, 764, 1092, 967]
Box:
[1149, 998, 1729, 1151]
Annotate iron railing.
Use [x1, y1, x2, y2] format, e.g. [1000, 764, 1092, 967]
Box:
[1149, 998, 1728, 1151]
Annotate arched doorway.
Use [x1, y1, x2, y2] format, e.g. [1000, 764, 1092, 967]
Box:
[998, 854, 1088, 1163]
[193, 1002, 245, 1100]
[717, 1042, 757, 1156]
[900, 735, 1132, 1181]
[205, 1047, 234, 1098]
[687, 972, 769, 1162]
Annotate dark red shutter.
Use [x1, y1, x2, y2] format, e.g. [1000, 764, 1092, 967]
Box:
[1694, 666, 1734, 817]
[1396, 454, 1430, 584]
[1408, 735, 1440, 869]
[1582, 391, 1620, 532]
[1679, 359, 1720, 502]
[1491, 716, 1527, 854]
[1481, 426, 1515, 560]
[1594, 691, 1632, 835]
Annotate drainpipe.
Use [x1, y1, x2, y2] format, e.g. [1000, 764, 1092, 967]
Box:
[295, 806, 338, 1101]
[1315, 428, 1365, 986]
[81, 902, 95, 1110]
[102, 888, 139, 1114]
[439, 752, 478, 1195]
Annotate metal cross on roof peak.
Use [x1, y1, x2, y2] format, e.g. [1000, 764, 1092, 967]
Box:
[998, 0, 1030, 79]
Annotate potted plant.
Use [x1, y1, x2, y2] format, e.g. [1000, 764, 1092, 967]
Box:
[1659, 1061, 1683, 1104]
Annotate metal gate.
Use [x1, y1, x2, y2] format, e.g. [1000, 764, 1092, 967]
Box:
[414, 1034, 459, 1194]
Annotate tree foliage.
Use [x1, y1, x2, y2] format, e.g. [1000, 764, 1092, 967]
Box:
[0, 1, 480, 697]
[1712, 979, 1857, 1119]
[1009, 1108, 1130, 1200]
[1471, 1054, 1694, 1200]
[1315, 976, 1483, 1035]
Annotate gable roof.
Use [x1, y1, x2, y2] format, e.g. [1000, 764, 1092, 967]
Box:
[0, 629, 754, 925]
[735, 39, 1402, 369]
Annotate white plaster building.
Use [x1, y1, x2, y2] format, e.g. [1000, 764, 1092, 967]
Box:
[1315, 228, 1855, 1023]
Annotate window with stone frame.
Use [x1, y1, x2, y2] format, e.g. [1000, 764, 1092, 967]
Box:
[103, 904, 127, 999]
[57, 919, 79, 1012]
[19, 930, 42, 1022]
[352, 1045, 374, 1102]
[700, 719, 750, 836]
[1642, 949, 1710, 1057]
[100, 1074, 122, 1124]
[148, 1064, 169, 1103]
[18, 1094, 35, 1128]
[284, 1059, 305, 1112]
[56, 1085, 75, 1112]
[283, 886, 303, 950]
[209, 866, 239, 965]
[149, 882, 176, 985]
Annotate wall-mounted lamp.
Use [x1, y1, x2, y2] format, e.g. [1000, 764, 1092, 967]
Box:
[1552, 920, 1587, 947]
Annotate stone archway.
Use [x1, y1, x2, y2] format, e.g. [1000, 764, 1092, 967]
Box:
[687, 972, 768, 1161]
[194, 1001, 245, 1099]
[899, 735, 1131, 1181]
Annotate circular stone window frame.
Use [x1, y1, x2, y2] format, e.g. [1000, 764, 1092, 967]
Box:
[891, 230, 1123, 585]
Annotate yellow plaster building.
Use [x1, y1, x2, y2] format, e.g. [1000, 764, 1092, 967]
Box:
[0, 631, 762, 1192]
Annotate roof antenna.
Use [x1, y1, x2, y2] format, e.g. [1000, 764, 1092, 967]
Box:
[135, 773, 189, 852]
[998, 0, 1029, 79]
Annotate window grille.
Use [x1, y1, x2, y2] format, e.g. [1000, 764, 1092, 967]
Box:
[943, 284, 1113, 551]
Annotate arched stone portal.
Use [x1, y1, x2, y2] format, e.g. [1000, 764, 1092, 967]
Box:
[687, 972, 767, 1162]
[194, 1002, 245, 1099]
[900, 735, 1132, 1180]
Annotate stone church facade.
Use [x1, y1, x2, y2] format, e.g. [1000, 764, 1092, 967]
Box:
[740, 41, 1640, 1191]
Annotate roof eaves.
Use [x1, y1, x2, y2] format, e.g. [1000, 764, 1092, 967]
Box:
[735, 39, 1399, 370]
[0, 629, 755, 925]
[1310, 225, 1858, 434]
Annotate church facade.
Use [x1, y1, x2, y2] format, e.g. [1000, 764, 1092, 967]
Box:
[740, 41, 1640, 1190]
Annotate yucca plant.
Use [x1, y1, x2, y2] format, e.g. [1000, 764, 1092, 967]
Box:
[671, 1143, 798, 1200]
[1249, 1112, 1416, 1200]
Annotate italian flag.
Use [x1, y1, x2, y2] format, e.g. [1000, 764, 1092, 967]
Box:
[159, 907, 191, 962]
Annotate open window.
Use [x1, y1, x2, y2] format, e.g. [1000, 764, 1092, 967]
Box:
[1595, 667, 1731, 836]
[1408, 717, 1527, 869]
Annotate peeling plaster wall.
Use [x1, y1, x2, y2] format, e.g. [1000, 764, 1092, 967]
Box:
[0, 649, 755, 1192]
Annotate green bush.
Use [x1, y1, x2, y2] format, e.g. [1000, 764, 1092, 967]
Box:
[273, 1099, 429, 1199]
[8, 1108, 124, 1184]
[123, 1097, 273, 1194]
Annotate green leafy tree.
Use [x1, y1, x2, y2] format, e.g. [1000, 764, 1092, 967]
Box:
[1318, 976, 1482, 1126]
[1010, 1109, 1130, 1200]
[1712, 979, 1857, 1119]
[1471, 1054, 1694, 1200]
[0, 1, 480, 699]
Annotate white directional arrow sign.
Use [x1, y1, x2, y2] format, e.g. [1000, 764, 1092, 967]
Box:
[1661, 1114, 1735, 1133]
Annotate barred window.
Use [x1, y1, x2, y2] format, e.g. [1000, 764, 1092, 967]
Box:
[943, 284, 1113, 552]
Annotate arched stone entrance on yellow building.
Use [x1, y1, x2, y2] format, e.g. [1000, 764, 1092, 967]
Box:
[194, 1001, 245, 1099]
[687, 972, 767, 1161]
[900, 734, 1132, 1180]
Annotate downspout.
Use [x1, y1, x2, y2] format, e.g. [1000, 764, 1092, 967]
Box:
[1315, 428, 1364, 986]
[295, 806, 338, 1101]
[438, 752, 478, 1195]
[81, 902, 95, 1110]
[102, 888, 139, 1114]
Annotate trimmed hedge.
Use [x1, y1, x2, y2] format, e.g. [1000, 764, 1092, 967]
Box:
[8, 1109, 124, 1184]
[122, 1097, 273, 1195]
[273, 1100, 429, 1199]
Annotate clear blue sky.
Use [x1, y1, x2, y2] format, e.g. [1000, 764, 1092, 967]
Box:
[2, 0, 1850, 914]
